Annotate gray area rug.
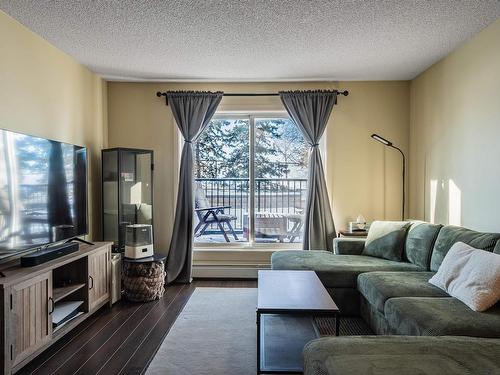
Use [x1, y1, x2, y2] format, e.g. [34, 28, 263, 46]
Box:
[146, 288, 257, 375]
[146, 287, 372, 375]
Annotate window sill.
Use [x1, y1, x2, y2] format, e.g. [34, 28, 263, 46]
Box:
[194, 242, 301, 250]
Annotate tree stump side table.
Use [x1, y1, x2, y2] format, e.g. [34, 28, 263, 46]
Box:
[123, 254, 166, 302]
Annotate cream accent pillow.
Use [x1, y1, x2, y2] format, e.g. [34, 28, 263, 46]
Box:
[429, 242, 500, 312]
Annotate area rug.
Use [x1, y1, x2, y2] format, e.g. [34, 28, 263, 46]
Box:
[146, 288, 257, 375]
[146, 287, 372, 375]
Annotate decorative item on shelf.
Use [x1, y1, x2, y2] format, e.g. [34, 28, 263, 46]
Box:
[356, 214, 366, 229]
[348, 215, 369, 233]
[349, 214, 367, 232]
[341, 215, 370, 237]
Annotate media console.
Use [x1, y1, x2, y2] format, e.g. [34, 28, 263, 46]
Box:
[0, 242, 112, 374]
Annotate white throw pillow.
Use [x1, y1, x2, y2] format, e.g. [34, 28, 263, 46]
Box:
[429, 242, 500, 312]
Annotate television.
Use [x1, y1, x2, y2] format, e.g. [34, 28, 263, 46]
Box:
[0, 129, 87, 260]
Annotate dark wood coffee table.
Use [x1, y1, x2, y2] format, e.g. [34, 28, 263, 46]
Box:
[257, 270, 340, 374]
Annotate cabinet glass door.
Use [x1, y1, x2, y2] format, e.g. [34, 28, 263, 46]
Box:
[102, 148, 154, 251]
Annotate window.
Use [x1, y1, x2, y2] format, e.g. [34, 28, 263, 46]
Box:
[193, 114, 309, 247]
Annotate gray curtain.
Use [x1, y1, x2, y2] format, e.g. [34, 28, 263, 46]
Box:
[166, 91, 223, 283]
[279, 90, 337, 251]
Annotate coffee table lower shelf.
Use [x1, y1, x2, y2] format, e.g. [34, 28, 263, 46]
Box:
[257, 313, 339, 374]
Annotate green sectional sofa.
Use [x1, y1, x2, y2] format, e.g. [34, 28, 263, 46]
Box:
[271, 246, 423, 316]
[272, 221, 444, 316]
[271, 221, 500, 374]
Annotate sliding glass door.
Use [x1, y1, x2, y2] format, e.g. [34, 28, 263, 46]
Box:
[193, 116, 250, 244]
[193, 114, 308, 247]
[253, 118, 308, 244]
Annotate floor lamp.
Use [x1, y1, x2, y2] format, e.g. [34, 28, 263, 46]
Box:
[371, 134, 406, 220]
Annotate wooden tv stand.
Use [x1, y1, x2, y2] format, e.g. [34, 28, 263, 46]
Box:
[0, 242, 112, 374]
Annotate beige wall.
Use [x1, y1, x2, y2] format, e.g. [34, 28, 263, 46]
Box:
[0, 10, 107, 240]
[326, 81, 409, 226]
[107, 81, 409, 251]
[409, 18, 500, 232]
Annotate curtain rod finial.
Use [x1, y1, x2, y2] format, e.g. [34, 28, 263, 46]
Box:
[156, 91, 168, 105]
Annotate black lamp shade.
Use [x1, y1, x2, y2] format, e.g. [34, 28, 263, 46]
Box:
[371, 134, 392, 146]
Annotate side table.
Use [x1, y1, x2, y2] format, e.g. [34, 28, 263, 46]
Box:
[123, 254, 166, 302]
[338, 229, 368, 238]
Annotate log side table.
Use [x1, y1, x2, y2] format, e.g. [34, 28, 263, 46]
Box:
[123, 254, 166, 302]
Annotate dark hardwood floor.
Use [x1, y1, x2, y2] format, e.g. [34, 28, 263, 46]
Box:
[17, 279, 257, 375]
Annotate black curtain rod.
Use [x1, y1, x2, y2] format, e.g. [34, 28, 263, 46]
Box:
[155, 90, 349, 106]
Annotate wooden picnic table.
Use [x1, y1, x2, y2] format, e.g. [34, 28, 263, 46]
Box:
[243, 212, 304, 242]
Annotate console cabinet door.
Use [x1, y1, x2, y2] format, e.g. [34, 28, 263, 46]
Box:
[10, 272, 52, 368]
[88, 246, 111, 311]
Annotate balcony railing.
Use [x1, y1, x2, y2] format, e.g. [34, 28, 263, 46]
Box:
[195, 177, 307, 233]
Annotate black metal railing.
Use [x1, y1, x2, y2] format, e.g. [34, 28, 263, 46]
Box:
[194, 177, 307, 232]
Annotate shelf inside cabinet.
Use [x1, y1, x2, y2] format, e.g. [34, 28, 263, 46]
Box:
[53, 283, 86, 303]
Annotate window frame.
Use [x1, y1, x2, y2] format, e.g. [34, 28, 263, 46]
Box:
[193, 111, 304, 250]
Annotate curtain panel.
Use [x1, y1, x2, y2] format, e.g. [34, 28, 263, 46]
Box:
[166, 91, 223, 283]
[279, 90, 337, 251]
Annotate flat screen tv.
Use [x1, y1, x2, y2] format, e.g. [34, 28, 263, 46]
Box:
[0, 129, 87, 260]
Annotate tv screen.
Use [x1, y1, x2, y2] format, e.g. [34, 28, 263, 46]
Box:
[0, 129, 87, 259]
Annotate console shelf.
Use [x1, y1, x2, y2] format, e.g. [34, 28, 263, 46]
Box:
[53, 283, 86, 303]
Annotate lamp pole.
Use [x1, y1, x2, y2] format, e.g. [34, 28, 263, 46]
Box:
[371, 134, 405, 220]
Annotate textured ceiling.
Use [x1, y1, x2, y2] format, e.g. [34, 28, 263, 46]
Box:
[1, 1, 499, 81]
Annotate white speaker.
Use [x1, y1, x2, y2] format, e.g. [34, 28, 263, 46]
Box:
[125, 224, 154, 259]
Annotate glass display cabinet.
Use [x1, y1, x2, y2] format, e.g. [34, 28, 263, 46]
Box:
[102, 148, 154, 251]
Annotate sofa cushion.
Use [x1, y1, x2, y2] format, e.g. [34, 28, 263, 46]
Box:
[405, 221, 442, 269]
[332, 238, 365, 255]
[303, 336, 500, 375]
[430, 225, 500, 271]
[385, 297, 500, 337]
[271, 250, 422, 289]
[358, 271, 448, 313]
[362, 221, 410, 261]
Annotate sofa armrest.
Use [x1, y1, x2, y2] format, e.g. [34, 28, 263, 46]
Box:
[333, 238, 366, 255]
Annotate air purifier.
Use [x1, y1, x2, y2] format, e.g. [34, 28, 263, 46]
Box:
[124, 224, 153, 259]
